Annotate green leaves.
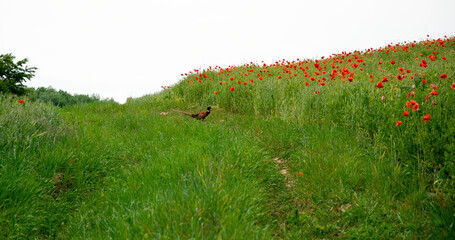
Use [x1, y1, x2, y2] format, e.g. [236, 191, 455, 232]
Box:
[0, 53, 37, 95]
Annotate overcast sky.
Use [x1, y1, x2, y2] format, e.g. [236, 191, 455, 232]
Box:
[1, 0, 454, 103]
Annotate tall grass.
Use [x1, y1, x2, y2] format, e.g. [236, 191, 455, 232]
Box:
[1, 36, 454, 239]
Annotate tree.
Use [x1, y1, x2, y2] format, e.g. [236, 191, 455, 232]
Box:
[0, 53, 37, 95]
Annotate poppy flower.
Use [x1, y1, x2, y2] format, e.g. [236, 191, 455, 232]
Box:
[214, 91, 218, 95]
[348, 77, 353, 82]
[299, 172, 303, 175]
[314, 91, 320, 94]
[423, 114, 430, 122]
[430, 90, 438, 95]
[259, 76, 263, 80]
[375, 82, 384, 88]
[390, 61, 396, 65]
[422, 79, 427, 84]
[396, 120, 403, 127]
[406, 101, 412, 109]
[230, 87, 235, 92]
[305, 82, 309, 86]
[18, 100, 25, 103]
[412, 102, 419, 111]
[397, 74, 405, 80]
[403, 111, 409, 117]
[319, 82, 326, 86]
[230, 77, 234, 81]
[440, 73, 448, 79]
[382, 77, 388, 82]
[407, 91, 415, 98]
[451, 83, 455, 89]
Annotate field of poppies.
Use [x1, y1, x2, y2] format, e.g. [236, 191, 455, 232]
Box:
[1, 35, 454, 239]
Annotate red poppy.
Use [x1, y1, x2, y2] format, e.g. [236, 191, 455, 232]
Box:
[319, 82, 326, 86]
[305, 81, 309, 86]
[451, 83, 455, 89]
[390, 61, 396, 65]
[314, 91, 320, 94]
[375, 82, 384, 88]
[382, 77, 388, 82]
[18, 100, 25, 103]
[243, 81, 247, 85]
[348, 77, 353, 82]
[442, 56, 446, 60]
[396, 120, 403, 127]
[440, 73, 448, 79]
[423, 114, 431, 122]
[422, 79, 427, 84]
[259, 76, 263, 80]
[214, 91, 218, 95]
[411, 102, 419, 111]
[406, 101, 412, 109]
[397, 74, 405, 80]
[230, 77, 234, 80]
[430, 90, 438, 95]
[230, 87, 235, 92]
[299, 172, 303, 175]
[403, 111, 409, 117]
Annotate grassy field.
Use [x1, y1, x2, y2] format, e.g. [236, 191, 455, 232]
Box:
[1, 36, 455, 239]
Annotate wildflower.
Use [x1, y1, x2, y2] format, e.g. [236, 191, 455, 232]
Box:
[250, 79, 254, 83]
[407, 91, 415, 98]
[422, 79, 427, 84]
[214, 91, 218, 95]
[411, 102, 419, 111]
[430, 84, 439, 90]
[396, 120, 403, 126]
[382, 77, 388, 82]
[319, 82, 326, 86]
[375, 82, 384, 88]
[18, 100, 25, 103]
[397, 74, 405, 80]
[230, 77, 234, 80]
[230, 87, 235, 92]
[430, 90, 438, 95]
[381, 96, 385, 101]
[348, 77, 353, 82]
[243, 81, 247, 85]
[305, 82, 309, 86]
[442, 56, 446, 60]
[406, 101, 412, 109]
[440, 73, 448, 79]
[299, 172, 304, 175]
[403, 111, 409, 117]
[314, 91, 320, 94]
[423, 114, 430, 122]
[451, 83, 455, 89]
[259, 76, 263, 80]
[219, 81, 223, 85]
[390, 61, 396, 65]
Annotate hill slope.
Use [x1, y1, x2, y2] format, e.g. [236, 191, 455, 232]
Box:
[1, 36, 454, 239]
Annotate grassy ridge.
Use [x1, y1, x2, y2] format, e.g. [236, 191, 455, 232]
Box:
[1, 36, 454, 239]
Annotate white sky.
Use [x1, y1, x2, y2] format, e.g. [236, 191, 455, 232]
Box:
[1, 0, 454, 103]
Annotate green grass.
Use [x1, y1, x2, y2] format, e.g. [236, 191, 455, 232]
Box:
[1, 36, 455, 239]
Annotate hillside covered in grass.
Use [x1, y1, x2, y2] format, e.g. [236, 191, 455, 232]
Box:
[1, 36, 455, 239]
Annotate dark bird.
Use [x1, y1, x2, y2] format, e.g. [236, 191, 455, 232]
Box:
[173, 106, 211, 120]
